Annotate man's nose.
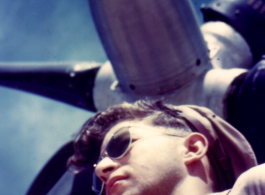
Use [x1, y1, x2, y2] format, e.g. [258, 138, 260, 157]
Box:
[95, 157, 119, 183]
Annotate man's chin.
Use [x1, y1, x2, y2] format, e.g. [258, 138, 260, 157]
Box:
[107, 180, 143, 195]
[107, 180, 128, 195]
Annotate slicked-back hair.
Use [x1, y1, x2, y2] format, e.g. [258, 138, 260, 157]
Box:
[67, 100, 192, 171]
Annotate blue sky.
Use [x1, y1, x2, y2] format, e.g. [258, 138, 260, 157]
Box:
[0, 0, 107, 62]
[0, 86, 92, 195]
[0, 0, 208, 194]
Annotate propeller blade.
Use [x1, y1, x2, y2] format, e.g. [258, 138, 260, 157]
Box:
[0, 62, 101, 111]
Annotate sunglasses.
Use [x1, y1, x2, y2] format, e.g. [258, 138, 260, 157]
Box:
[92, 126, 132, 195]
[92, 126, 184, 195]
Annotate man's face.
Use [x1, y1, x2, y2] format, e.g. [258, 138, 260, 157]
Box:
[95, 118, 188, 195]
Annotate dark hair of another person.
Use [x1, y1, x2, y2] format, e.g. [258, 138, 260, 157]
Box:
[67, 100, 192, 172]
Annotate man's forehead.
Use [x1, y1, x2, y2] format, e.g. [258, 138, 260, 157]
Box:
[105, 120, 141, 138]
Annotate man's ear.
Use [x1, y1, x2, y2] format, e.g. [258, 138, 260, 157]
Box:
[183, 133, 208, 165]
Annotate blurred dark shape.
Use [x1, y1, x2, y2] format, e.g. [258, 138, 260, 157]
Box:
[26, 141, 75, 195]
[71, 165, 94, 195]
[227, 59, 265, 164]
[27, 139, 95, 195]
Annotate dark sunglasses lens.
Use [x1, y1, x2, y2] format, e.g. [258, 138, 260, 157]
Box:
[92, 127, 131, 194]
[93, 171, 104, 195]
[106, 127, 131, 158]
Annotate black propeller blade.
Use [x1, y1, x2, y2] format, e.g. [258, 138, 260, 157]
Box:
[0, 62, 100, 112]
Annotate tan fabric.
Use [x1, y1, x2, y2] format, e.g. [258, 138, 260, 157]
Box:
[172, 105, 257, 190]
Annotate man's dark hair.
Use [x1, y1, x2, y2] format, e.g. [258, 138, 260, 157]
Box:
[67, 100, 192, 171]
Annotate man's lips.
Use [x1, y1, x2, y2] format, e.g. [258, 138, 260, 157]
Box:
[106, 175, 128, 195]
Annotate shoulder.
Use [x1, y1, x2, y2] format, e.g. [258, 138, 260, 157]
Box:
[208, 164, 265, 195]
[230, 163, 265, 194]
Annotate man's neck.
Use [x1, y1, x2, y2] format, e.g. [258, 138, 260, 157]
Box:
[171, 158, 216, 195]
[171, 175, 214, 195]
